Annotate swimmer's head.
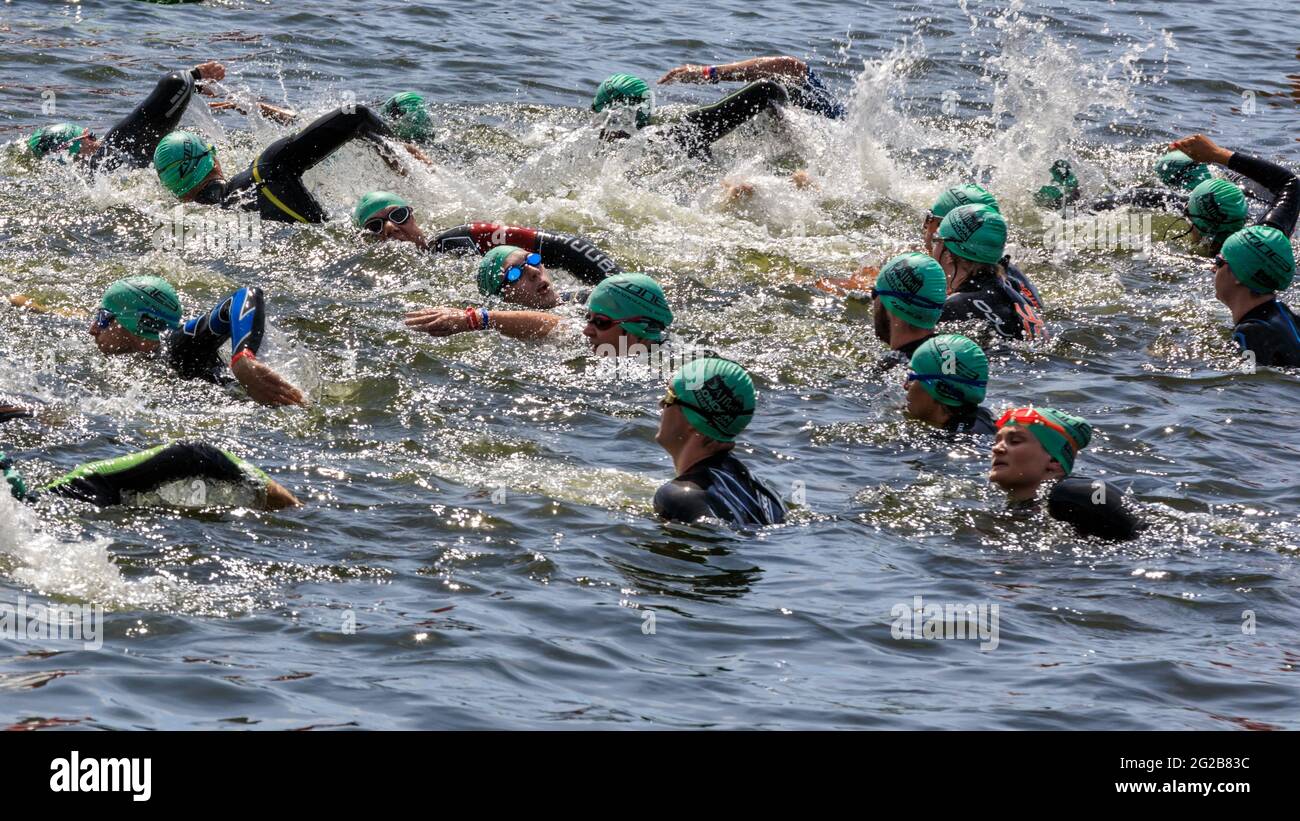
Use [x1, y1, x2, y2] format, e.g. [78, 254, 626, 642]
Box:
[1155, 150, 1211, 191]
[92, 276, 182, 355]
[1218, 225, 1296, 295]
[659, 357, 756, 445]
[934, 204, 1007, 267]
[354, 191, 425, 249]
[592, 73, 653, 131]
[906, 334, 989, 425]
[382, 91, 433, 141]
[476, 245, 554, 308]
[154, 132, 220, 200]
[991, 406, 1092, 493]
[925, 184, 999, 246]
[584, 272, 672, 353]
[1186, 178, 1247, 246]
[873, 252, 947, 331]
[28, 123, 97, 160]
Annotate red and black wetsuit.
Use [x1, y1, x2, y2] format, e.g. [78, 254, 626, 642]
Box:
[430, 221, 621, 286]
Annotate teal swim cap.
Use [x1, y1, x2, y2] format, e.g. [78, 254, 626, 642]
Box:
[592, 73, 652, 128]
[669, 357, 756, 443]
[1, 452, 27, 501]
[477, 245, 523, 296]
[874, 252, 947, 330]
[383, 91, 433, 141]
[153, 132, 216, 198]
[908, 334, 989, 407]
[28, 123, 91, 158]
[1221, 225, 1296, 293]
[99, 276, 182, 342]
[1155, 150, 1211, 191]
[1033, 159, 1080, 208]
[997, 406, 1093, 476]
[937, 204, 1007, 265]
[1187, 178, 1247, 241]
[353, 191, 409, 228]
[931, 184, 1000, 219]
[587, 272, 673, 342]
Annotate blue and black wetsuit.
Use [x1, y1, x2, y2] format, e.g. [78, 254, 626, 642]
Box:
[941, 267, 1047, 341]
[785, 68, 845, 119]
[190, 105, 400, 223]
[4, 441, 272, 508]
[81, 67, 203, 173]
[1042, 476, 1144, 541]
[163, 286, 265, 384]
[654, 451, 786, 527]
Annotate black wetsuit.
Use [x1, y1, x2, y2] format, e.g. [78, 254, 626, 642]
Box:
[941, 266, 1047, 341]
[190, 105, 399, 223]
[36, 442, 269, 507]
[1041, 476, 1144, 541]
[944, 404, 997, 435]
[654, 451, 786, 527]
[429, 222, 620, 286]
[162, 286, 266, 384]
[874, 334, 937, 376]
[663, 80, 790, 158]
[1233, 300, 1300, 367]
[786, 69, 845, 119]
[84, 67, 202, 173]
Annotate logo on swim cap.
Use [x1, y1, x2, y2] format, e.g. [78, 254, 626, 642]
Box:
[1221, 225, 1296, 293]
[937, 204, 1007, 265]
[1187, 178, 1246, 239]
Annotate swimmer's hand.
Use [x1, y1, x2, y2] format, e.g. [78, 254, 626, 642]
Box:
[264, 479, 302, 510]
[813, 265, 878, 295]
[8, 294, 47, 313]
[1170, 134, 1233, 166]
[404, 307, 469, 337]
[194, 61, 226, 96]
[231, 355, 306, 407]
[402, 142, 432, 166]
[658, 65, 711, 85]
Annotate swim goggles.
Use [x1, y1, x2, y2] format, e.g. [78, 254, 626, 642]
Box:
[364, 205, 413, 234]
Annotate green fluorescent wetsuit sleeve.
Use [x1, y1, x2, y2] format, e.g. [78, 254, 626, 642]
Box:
[42, 442, 267, 507]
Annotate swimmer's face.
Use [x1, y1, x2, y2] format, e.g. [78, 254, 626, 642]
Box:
[582, 312, 642, 356]
[931, 240, 956, 282]
[88, 315, 152, 356]
[872, 295, 890, 344]
[989, 425, 1059, 491]
[1212, 254, 1237, 303]
[904, 379, 943, 425]
[655, 397, 692, 451]
[365, 205, 427, 251]
[500, 249, 556, 309]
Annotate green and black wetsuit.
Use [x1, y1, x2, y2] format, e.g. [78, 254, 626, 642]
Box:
[190, 105, 400, 223]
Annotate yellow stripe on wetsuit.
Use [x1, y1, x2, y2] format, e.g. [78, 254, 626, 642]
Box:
[252, 157, 309, 223]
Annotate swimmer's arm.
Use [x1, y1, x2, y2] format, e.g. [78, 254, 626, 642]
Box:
[653, 480, 714, 523]
[486, 311, 562, 340]
[8, 294, 84, 318]
[404, 307, 560, 340]
[230, 355, 305, 407]
[208, 100, 299, 125]
[1226, 153, 1299, 235]
[659, 56, 808, 85]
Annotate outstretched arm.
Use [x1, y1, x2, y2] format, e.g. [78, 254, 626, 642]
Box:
[404, 307, 562, 340]
[659, 56, 808, 85]
[1172, 133, 1299, 235]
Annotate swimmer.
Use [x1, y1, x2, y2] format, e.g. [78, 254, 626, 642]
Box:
[922, 184, 1043, 311]
[871, 252, 947, 370]
[27, 61, 225, 172]
[653, 357, 785, 527]
[905, 334, 995, 434]
[86, 276, 305, 406]
[990, 407, 1143, 540]
[352, 191, 619, 290]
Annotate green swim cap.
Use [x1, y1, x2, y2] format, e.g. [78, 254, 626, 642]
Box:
[99, 276, 182, 342]
[937, 204, 1007, 265]
[587, 272, 673, 342]
[153, 131, 216, 198]
[908, 334, 989, 407]
[477, 245, 524, 296]
[997, 406, 1093, 476]
[1, 452, 27, 501]
[1155, 150, 1211, 191]
[1221, 225, 1296, 293]
[1186, 178, 1247, 241]
[353, 191, 409, 228]
[28, 123, 91, 158]
[383, 91, 433, 141]
[669, 357, 756, 443]
[874, 252, 947, 330]
[592, 73, 652, 128]
[931, 184, 1000, 219]
[1033, 159, 1080, 208]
